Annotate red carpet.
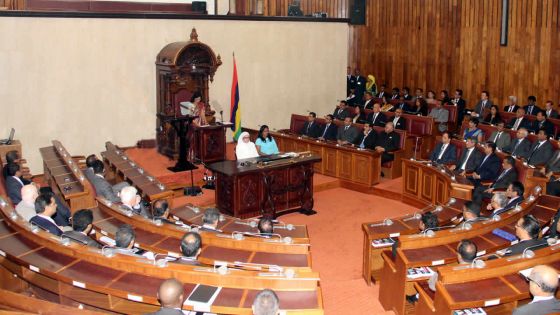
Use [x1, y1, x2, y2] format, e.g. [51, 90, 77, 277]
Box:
[128, 147, 416, 314]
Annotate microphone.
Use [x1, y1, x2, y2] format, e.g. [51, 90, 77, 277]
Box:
[186, 205, 201, 214]
[507, 243, 542, 261]
[101, 245, 116, 258]
[451, 222, 472, 232]
[470, 257, 487, 269]
[403, 212, 421, 222]
[152, 217, 163, 226]
[483, 214, 501, 224]
[433, 205, 444, 213]
[232, 261, 283, 273]
[234, 220, 258, 228]
[370, 218, 393, 227]
[275, 223, 295, 231]
[446, 198, 456, 206]
[152, 253, 169, 268]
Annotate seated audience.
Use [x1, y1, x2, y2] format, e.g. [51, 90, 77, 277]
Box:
[448, 89, 466, 129]
[333, 100, 351, 120]
[487, 121, 511, 150]
[430, 132, 456, 164]
[449, 138, 482, 175]
[504, 95, 519, 113]
[3, 150, 22, 179]
[483, 105, 501, 125]
[507, 108, 531, 131]
[391, 95, 410, 112]
[380, 96, 393, 112]
[473, 156, 518, 204]
[318, 115, 337, 141]
[544, 100, 559, 119]
[425, 90, 437, 104]
[365, 75, 377, 95]
[428, 239, 477, 292]
[527, 129, 553, 166]
[469, 142, 500, 185]
[472, 90, 493, 118]
[402, 87, 412, 100]
[255, 125, 279, 155]
[176, 232, 202, 265]
[90, 160, 121, 202]
[15, 184, 38, 221]
[531, 111, 554, 136]
[376, 84, 387, 99]
[152, 199, 173, 224]
[505, 181, 525, 209]
[390, 87, 400, 100]
[391, 108, 406, 130]
[6, 163, 27, 204]
[337, 117, 359, 145]
[524, 95, 541, 116]
[503, 128, 531, 159]
[83, 154, 98, 182]
[375, 122, 400, 165]
[120, 186, 149, 218]
[345, 88, 358, 106]
[462, 117, 483, 142]
[352, 106, 366, 124]
[420, 211, 438, 232]
[428, 100, 449, 132]
[258, 217, 274, 236]
[439, 90, 451, 105]
[411, 97, 428, 116]
[252, 289, 280, 315]
[543, 150, 560, 196]
[366, 103, 386, 127]
[354, 123, 377, 150]
[513, 265, 560, 315]
[62, 209, 100, 248]
[300, 112, 320, 138]
[39, 188, 71, 227]
[236, 131, 260, 159]
[200, 208, 221, 232]
[29, 194, 63, 236]
[500, 214, 547, 256]
[413, 88, 424, 101]
[148, 278, 185, 315]
[462, 202, 483, 224]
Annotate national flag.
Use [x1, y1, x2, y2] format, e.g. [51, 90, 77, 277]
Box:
[230, 55, 241, 141]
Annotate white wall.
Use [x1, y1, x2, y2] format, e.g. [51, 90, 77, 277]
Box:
[0, 17, 347, 172]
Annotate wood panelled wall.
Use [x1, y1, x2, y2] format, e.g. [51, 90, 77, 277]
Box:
[235, 0, 349, 19]
[349, 0, 560, 108]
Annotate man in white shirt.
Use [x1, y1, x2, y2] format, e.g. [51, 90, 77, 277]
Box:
[15, 184, 38, 221]
[513, 265, 560, 315]
[29, 194, 63, 236]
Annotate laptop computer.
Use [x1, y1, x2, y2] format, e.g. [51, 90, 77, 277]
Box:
[0, 128, 15, 145]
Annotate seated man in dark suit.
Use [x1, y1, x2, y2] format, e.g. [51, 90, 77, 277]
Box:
[337, 117, 359, 145]
[317, 115, 337, 141]
[39, 188, 71, 227]
[486, 192, 509, 217]
[29, 194, 63, 236]
[507, 108, 531, 131]
[487, 121, 511, 151]
[299, 112, 321, 138]
[469, 142, 500, 186]
[427, 239, 477, 292]
[448, 138, 482, 175]
[390, 108, 407, 130]
[333, 100, 351, 120]
[151, 199, 175, 225]
[499, 214, 547, 256]
[83, 154, 98, 183]
[366, 103, 386, 127]
[362, 91, 375, 110]
[148, 278, 185, 315]
[429, 132, 456, 164]
[5, 163, 28, 204]
[2, 150, 20, 179]
[462, 201, 484, 224]
[503, 128, 532, 159]
[174, 232, 202, 266]
[391, 95, 411, 112]
[473, 156, 518, 205]
[531, 111, 554, 136]
[505, 181, 525, 209]
[354, 123, 377, 150]
[62, 209, 100, 248]
[523, 95, 541, 116]
[90, 160, 121, 202]
[527, 129, 554, 166]
[544, 100, 559, 119]
[503, 95, 520, 113]
[374, 122, 400, 165]
[119, 186, 150, 218]
[114, 224, 147, 257]
[542, 150, 560, 196]
[513, 265, 560, 315]
[200, 208, 221, 233]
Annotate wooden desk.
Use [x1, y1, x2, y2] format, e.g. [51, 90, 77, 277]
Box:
[207, 154, 321, 219]
[191, 123, 231, 164]
[273, 132, 382, 189]
[0, 140, 21, 163]
[39, 140, 96, 212]
[102, 142, 173, 205]
[402, 159, 473, 207]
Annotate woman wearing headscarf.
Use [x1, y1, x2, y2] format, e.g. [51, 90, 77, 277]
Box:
[236, 132, 259, 160]
[365, 75, 377, 96]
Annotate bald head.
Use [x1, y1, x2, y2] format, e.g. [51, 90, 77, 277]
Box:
[157, 278, 184, 308]
[530, 265, 559, 297]
[21, 184, 38, 204]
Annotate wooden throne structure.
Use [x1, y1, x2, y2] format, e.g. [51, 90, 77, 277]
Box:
[155, 28, 222, 160]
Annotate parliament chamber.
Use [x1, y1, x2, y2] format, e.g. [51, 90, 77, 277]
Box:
[2, 0, 560, 314]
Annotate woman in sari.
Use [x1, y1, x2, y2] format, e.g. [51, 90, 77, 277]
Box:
[462, 117, 484, 142]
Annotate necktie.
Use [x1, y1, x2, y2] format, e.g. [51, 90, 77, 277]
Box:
[306, 122, 312, 133]
[513, 118, 521, 130]
[528, 142, 543, 161]
[393, 117, 399, 126]
[372, 113, 378, 124]
[480, 154, 490, 167]
[345, 126, 349, 131]
[509, 106, 513, 112]
[360, 132, 368, 148]
[494, 132, 501, 143]
[437, 144, 447, 160]
[460, 149, 473, 170]
[529, 106, 533, 114]
[512, 139, 521, 154]
[321, 124, 329, 138]
[493, 169, 508, 187]
[480, 101, 486, 114]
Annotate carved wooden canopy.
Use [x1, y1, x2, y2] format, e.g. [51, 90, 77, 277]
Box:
[156, 28, 222, 81]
